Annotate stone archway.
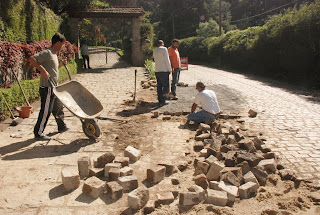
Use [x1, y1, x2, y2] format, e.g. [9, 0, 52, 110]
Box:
[69, 7, 145, 66]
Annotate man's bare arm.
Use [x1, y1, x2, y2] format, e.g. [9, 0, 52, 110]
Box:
[191, 103, 197, 113]
[28, 56, 50, 80]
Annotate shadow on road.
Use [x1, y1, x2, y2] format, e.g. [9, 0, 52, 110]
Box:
[117, 100, 159, 117]
[1, 138, 95, 160]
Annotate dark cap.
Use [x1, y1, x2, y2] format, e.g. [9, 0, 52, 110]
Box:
[156, 40, 164, 46]
[196, 82, 205, 89]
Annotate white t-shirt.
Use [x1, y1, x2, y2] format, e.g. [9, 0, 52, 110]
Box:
[194, 89, 221, 114]
[153, 46, 172, 72]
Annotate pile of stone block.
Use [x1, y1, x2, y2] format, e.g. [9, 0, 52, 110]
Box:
[141, 80, 157, 90]
[179, 121, 284, 207]
[61, 146, 142, 201]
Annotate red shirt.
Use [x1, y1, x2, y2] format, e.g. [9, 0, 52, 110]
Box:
[168, 46, 181, 69]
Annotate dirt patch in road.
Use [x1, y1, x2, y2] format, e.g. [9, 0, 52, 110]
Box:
[105, 86, 320, 215]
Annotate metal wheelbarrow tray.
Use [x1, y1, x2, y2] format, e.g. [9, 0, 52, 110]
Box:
[53, 80, 104, 139]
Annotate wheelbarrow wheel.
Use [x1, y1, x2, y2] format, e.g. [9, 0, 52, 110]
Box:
[82, 119, 101, 140]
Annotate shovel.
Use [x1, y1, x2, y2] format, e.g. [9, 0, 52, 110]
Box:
[12, 71, 33, 112]
[0, 91, 22, 126]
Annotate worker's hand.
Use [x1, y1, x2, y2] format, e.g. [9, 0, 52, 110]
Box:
[168, 70, 172, 74]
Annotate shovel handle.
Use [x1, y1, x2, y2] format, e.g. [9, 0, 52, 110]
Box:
[12, 71, 31, 107]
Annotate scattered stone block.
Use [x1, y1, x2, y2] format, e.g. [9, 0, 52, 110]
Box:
[106, 181, 123, 200]
[207, 147, 223, 160]
[239, 182, 259, 199]
[175, 111, 183, 116]
[117, 175, 139, 191]
[220, 171, 241, 187]
[155, 192, 174, 207]
[77, 156, 91, 178]
[237, 152, 264, 167]
[97, 152, 115, 168]
[194, 157, 206, 165]
[221, 128, 229, 135]
[195, 133, 211, 141]
[82, 176, 105, 199]
[109, 168, 120, 181]
[199, 149, 208, 157]
[147, 165, 166, 183]
[128, 187, 149, 210]
[261, 145, 272, 153]
[218, 181, 238, 203]
[224, 151, 237, 167]
[104, 163, 122, 177]
[239, 140, 256, 152]
[162, 116, 171, 120]
[194, 141, 204, 151]
[263, 152, 277, 159]
[226, 136, 237, 145]
[90, 154, 102, 168]
[120, 166, 133, 176]
[197, 161, 210, 175]
[220, 167, 242, 180]
[114, 157, 130, 167]
[188, 185, 206, 201]
[89, 167, 104, 177]
[152, 111, 159, 118]
[158, 161, 175, 175]
[243, 171, 259, 185]
[179, 192, 201, 206]
[257, 159, 276, 173]
[206, 189, 228, 206]
[278, 169, 297, 181]
[194, 174, 209, 189]
[209, 181, 220, 190]
[236, 161, 251, 176]
[253, 137, 264, 150]
[251, 167, 268, 186]
[171, 177, 180, 185]
[199, 123, 211, 132]
[205, 155, 218, 166]
[206, 161, 225, 181]
[248, 109, 257, 117]
[177, 161, 188, 172]
[144, 200, 155, 214]
[124, 146, 141, 162]
[61, 168, 80, 191]
[235, 132, 244, 142]
[220, 145, 236, 153]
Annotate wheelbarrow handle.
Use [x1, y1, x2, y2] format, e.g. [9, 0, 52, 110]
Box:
[48, 77, 57, 88]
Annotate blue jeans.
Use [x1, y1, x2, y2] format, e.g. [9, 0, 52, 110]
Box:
[171, 68, 180, 97]
[188, 110, 215, 123]
[155, 72, 169, 104]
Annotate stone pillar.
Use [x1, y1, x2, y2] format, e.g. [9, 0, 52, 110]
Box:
[69, 18, 79, 58]
[131, 17, 144, 66]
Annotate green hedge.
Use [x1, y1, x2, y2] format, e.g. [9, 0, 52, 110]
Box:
[0, 60, 77, 120]
[0, 0, 61, 42]
[179, 2, 320, 88]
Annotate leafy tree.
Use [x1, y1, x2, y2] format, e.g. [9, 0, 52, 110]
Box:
[196, 18, 223, 38]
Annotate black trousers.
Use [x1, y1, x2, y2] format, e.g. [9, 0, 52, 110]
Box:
[34, 86, 66, 137]
[155, 72, 169, 104]
[82, 55, 90, 69]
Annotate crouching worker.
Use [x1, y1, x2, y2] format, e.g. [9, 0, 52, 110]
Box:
[186, 82, 220, 125]
[29, 33, 69, 140]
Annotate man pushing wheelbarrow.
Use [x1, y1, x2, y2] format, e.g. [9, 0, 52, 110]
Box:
[28, 33, 69, 140]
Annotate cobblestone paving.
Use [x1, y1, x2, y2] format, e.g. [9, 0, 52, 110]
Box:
[176, 64, 320, 182]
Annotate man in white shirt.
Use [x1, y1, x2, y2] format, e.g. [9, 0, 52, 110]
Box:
[187, 82, 221, 124]
[153, 40, 172, 106]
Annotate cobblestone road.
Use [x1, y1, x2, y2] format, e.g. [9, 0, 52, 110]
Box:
[178, 64, 320, 182]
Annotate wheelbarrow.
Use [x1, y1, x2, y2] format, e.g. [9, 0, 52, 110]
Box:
[48, 61, 127, 140]
[51, 79, 103, 139]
